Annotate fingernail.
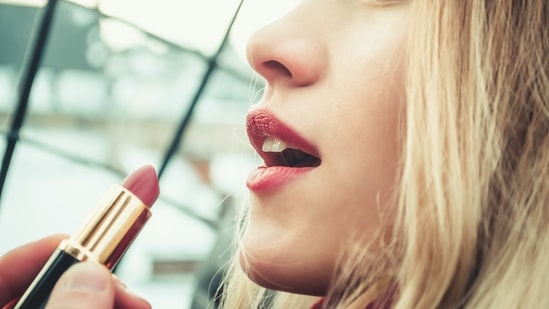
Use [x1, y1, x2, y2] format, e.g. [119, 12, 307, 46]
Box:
[65, 262, 108, 292]
[112, 274, 127, 289]
[112, 274, 142, 298]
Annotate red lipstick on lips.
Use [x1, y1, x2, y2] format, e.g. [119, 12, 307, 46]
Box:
[246, 109, 321, 192]
[14, 165, 160, 309]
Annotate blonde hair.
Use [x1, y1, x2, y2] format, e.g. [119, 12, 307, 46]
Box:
[221, 0, 549, 308]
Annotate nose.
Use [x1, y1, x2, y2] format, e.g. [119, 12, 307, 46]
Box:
[246, 14, 327, 88]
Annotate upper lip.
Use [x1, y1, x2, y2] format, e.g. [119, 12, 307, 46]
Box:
[246, 109, 321, 168]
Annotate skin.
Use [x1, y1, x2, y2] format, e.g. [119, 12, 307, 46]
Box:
[0, 235, 150, 309]
[241, 0, 409, 295]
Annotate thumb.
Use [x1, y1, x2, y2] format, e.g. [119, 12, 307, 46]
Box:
[45, 262, 115, 309]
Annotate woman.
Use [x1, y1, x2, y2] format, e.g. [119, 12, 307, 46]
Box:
[1, 0, 547, 308]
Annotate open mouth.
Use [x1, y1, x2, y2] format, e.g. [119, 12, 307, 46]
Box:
[261, 136, 321, 168]
[246, 109, 321, 170]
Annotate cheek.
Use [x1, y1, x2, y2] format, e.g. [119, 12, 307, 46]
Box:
[321, 52, 405, 240]
[326, 65, 404, 194]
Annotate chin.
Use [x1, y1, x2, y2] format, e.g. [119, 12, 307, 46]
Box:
[238, 245, 332, 296]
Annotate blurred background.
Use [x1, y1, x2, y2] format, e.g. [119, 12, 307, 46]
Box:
[0, 0, 297, 307]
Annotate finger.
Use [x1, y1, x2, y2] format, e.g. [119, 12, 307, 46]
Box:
[112, 276, 152, 309]
[45, 262, 115, 309]
[0, 234, 67, 306]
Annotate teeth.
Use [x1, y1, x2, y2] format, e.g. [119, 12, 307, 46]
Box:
[262, 137, 288, 152]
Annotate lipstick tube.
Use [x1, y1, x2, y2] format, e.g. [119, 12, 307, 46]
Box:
[14, 166, 158, 309]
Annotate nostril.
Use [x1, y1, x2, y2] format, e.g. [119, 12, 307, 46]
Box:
[246, 30, 325, 88]
[263, 60, 293, 80]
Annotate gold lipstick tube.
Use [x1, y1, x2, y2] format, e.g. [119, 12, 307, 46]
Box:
[15, 185, 152, 309]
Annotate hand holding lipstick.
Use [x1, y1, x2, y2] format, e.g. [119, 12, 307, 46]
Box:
[0, 165, 160, 308]
[0, 235, 150, 309]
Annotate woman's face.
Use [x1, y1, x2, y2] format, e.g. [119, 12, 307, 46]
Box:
[242, 0, 409, 295]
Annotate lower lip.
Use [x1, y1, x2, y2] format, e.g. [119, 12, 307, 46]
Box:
[246, 166, 315, 192]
